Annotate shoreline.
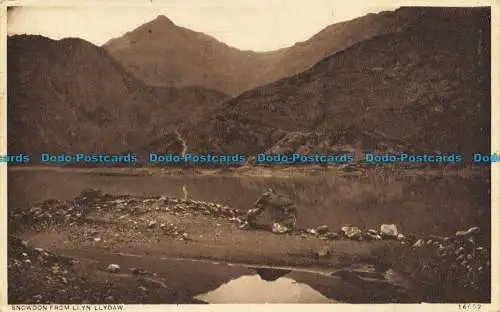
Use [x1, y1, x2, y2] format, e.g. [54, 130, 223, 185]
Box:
[7, 190, 491, 303]
[6, 164, 490, 179]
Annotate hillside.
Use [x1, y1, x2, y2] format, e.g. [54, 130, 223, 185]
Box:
[7, 35, 229, 159]
[256, 7, 423, 88]
[176, 7, 490, 159]
[103, 8, 423, 96]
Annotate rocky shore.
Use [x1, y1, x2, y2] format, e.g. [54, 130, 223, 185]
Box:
[8, 188, 491, 303]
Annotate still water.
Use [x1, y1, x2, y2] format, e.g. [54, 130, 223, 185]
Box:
[194, 274, 339, 303]
[8, 168, 489, 236]
[32, 246, 414, 303]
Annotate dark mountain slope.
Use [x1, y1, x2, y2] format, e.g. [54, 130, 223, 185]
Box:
[7, 35, 229, 158]
[256, 7, 422, 87]
[178, 7, 490, 158]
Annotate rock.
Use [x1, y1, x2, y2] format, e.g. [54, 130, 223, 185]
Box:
[320, 232, 339, 240]
[271, 222, 292, 234]
[455, 247, 466, 255]
[127, 267, 137, 274]
[380, 224, 399, 238]
[366, 229, 382, 240]
[306, 228, 318, 235]
[412, 239, 425, 248]
[397, 233, 405, 241]
[342, 226, 363, 240]
[106, 264, 121, 273]
[93, 237, 102, 242]
[315, 225, 329, 234]
[246, 189, 298, 232]
[147, 220, 157, 228]
[367, 233, 382, 240]
[456, 226, 480, 237]
[238, 222, 250, 229]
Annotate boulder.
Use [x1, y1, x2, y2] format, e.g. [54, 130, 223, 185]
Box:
[380, 224, 399, 238]
[455, 226, 480, 237]
[315, 225, 330, 234]
[366, 229, 382, 240]
[271, 222, 292, 234]
[412, 239, 425, 248]
[245, 189, 298, 233]
[106, 264, 121, 273]
[341, 226, 363, 240]
[455, 246, 466, 255]
[306, 228, 318, 235]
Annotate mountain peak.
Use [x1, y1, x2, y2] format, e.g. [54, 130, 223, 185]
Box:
[153, 14, 175, 25]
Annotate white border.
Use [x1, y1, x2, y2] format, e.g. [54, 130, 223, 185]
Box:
[0, 1, 498, 311]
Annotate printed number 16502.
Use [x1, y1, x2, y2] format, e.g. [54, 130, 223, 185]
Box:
[458, 304, 482, 310]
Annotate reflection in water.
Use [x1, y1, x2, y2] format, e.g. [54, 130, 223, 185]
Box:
[182, 184, 189, 200]
[194, 274, 339, 303]
[7, 169, 490, 236]
[254, 267, 292, 281]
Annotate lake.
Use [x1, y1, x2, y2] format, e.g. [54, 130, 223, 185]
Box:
[8, 167, 490, 237]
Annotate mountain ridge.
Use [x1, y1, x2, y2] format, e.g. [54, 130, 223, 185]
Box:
[8, 7, 490, 165]
[102, 7, 435, 96]
[172, 7, 490, 159]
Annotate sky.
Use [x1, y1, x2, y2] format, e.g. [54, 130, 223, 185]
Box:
[7, 0, 400, 52]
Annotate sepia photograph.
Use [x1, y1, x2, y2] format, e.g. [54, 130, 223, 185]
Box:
[3, 0, 495, 306]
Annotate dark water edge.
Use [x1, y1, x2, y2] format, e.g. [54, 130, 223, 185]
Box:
[7, 166, 491, 304]
[8, 167, 490, 238]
